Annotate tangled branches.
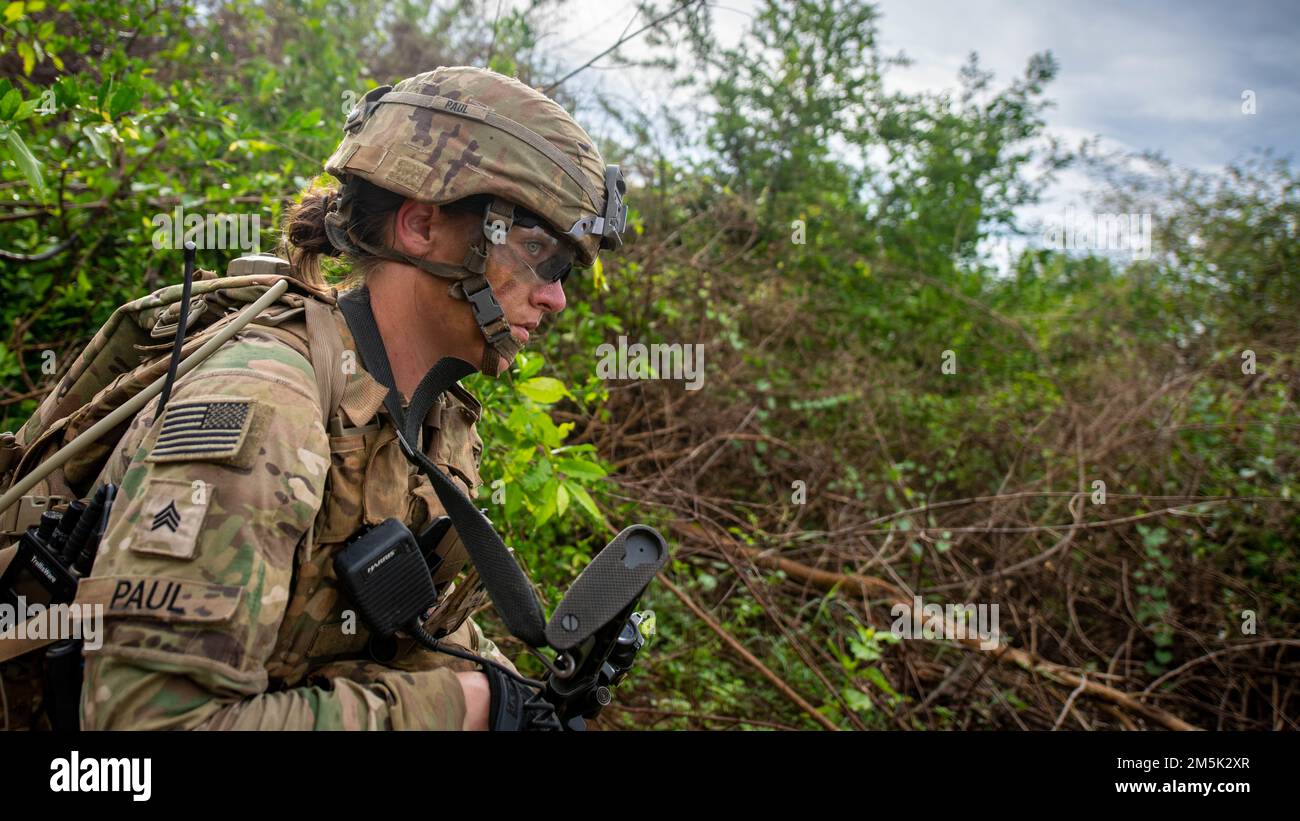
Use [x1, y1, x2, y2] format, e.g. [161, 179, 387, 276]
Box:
[568, 196, 1299, 731]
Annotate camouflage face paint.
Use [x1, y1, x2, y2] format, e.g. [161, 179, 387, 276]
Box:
[494, 221, 577, 287]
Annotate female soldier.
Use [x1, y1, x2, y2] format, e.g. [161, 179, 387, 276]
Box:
[78, 65, 626, 730]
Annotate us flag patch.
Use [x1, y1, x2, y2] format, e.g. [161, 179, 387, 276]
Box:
[146, 399, 253, 463]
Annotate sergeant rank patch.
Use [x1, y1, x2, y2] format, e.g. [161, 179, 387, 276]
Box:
[126, 479, 213, 560]
[151, 501, 181, 532]
[146, 399, 252, 463]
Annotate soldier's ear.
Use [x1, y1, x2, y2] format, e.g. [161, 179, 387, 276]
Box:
[393, 200, 477, 258]
[392, 199, 439, 256]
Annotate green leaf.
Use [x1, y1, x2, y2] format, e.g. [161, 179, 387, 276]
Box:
[862, 666, 897, 698]
[515, 352, 545, 379]
[82, 124, 110, 162]
[17, 42, 35, 76]
[228, 138, 275, 154]
[849, 636, 880, 662]
[1, 128, 45, 196]
[1139, 524, 1168, 550]
[96, 75, 112, 118]
[0, 89, 20, 121]
[517, 376, 568, 404]
[533, 479, 559, 526]
[108, 86, 139, 119]
[555, 482, 569, 516]
[3, 2, 25, 24]
[842, 688, 873, 713]
[256, 70, 278, 99]
[503, 480, 524, 518]
[555, 457, 607, 480]
[552, 443, 597, 454]
[567, 482, 604, 523]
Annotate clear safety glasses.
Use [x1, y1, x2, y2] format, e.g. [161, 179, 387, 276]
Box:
[493, 217, 578, 288]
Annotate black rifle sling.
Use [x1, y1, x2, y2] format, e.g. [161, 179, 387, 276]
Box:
[337, 287, 548, 647]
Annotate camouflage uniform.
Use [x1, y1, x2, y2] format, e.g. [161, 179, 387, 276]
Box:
[80, 302, 513, 730]
[9, 63, 625, 731]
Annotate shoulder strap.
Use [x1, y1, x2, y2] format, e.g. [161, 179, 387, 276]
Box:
[336, 287, 548, 648]
[303, 296, 347, 427]
[0, 281, 293, 531]
[236, 295, 348, 429]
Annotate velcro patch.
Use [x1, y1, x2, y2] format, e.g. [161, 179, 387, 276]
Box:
[76, 575, 242, 623]
[387, 156, 431, 192]
[126, 478, 213, 560]
[147, 398, 253, 464]
[307, 619, 370, 660]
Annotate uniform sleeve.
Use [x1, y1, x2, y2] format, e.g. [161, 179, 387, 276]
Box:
[385, 613, 520, 681]
[466, 616, 518, 675]
[80, 329, 467, 730]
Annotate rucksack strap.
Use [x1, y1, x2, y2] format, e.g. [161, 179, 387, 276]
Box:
[337, 287, 547, 648]
[0, 281, 292, 528]
[303, 296, 348, 426]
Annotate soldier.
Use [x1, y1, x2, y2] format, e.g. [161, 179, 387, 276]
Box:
[77, 66, 627, 730]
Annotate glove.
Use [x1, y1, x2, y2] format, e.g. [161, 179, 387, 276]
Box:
[483, 662, 563, 731]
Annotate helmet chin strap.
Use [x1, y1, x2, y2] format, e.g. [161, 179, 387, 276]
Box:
[458, 270, 523, 378]
[324, 188, 526, 378]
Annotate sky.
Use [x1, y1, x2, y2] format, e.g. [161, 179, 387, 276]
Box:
[873, 0, 1299, 168]
[533, 0, 1300, 266]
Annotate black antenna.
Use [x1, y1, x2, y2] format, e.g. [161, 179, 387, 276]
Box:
[156, 241, 196, 419]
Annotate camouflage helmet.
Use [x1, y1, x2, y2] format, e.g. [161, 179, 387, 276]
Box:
[322, 66, 627, 375]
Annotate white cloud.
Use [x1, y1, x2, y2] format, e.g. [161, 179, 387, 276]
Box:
[536, 0, 1298, 271]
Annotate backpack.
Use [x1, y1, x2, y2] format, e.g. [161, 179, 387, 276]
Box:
[3, 257, 341, 522]
[0, 255, 343, 729]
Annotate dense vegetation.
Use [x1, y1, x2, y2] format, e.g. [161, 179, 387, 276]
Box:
[2, 0, 1295, 729]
